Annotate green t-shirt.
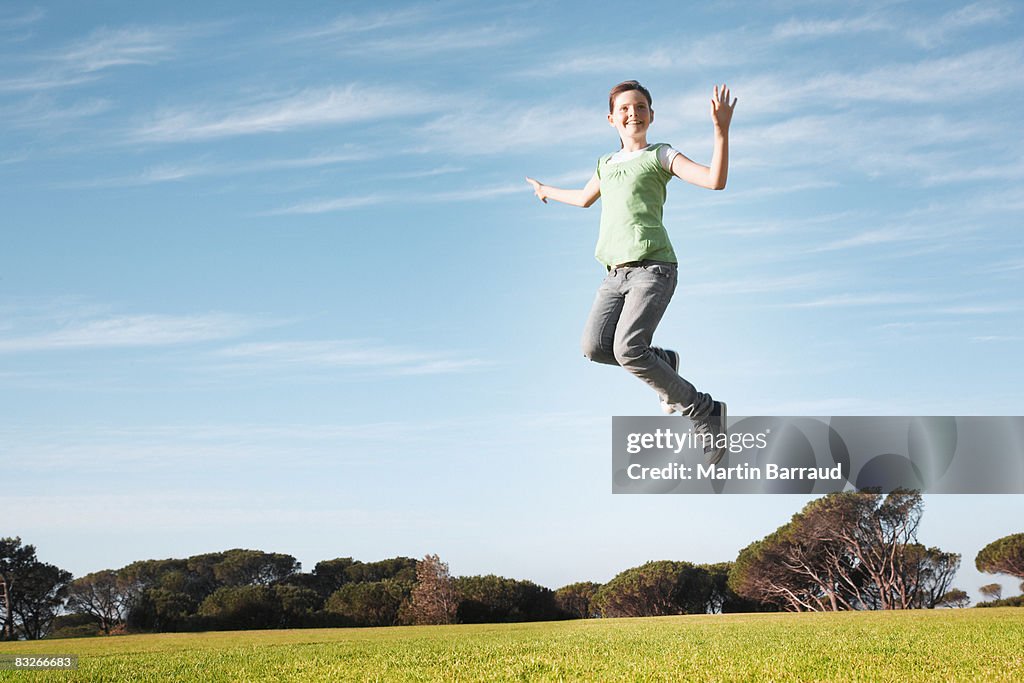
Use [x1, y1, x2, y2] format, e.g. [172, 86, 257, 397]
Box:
[594, 143, 677, 268]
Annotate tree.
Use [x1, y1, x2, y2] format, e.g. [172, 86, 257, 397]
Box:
[976, 534, 1024, 582]
[901, 546, 960, 609]
[592, 561, 711, 618]
[110, 549, 302, 632]
[731, 527, 853, 612]
[936, 588, 970, 609]
[120, 558, 203, 632]
[0, 537, 72, 640]
[198, 586, 281, 630]
[310, 558, 358, 598]
[819, 491, 924, 610]
[126, 587, 196, 632]
[730, 492, 954, 612]
[210, 550, 300, 587]
[979, 583, 1003, 602]
[183, 550, 300, 590]
[406, 555, 458, 625]
[310, 557, 418, 599]
[277, 571, 324, 598]
[9, 560, 72, 640]
[554, 582, 601, 619]
[325, 580, 409, 627]
[66, 570, 134, 634]
[701, 562, 772, 614]
[342, 557, 418, 585]
[0, 538, 36, 640]
[84, 550, 422, 633]
[119, 558, 196, 628]
[454, 575, 561, 623]
[274, 585, 320, 628]
[49, 612, 106, 639]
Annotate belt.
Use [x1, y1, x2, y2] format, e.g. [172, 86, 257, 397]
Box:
[609, 259, 672, 271]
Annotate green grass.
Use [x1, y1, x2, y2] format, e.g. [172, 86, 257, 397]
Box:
[1, 608, 1022, 681]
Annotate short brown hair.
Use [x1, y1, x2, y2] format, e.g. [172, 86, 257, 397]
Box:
[608, 80, 653, 113]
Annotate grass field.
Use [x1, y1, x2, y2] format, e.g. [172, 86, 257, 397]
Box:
[1, 608, 1022, 681]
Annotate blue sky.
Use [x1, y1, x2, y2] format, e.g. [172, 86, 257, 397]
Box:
[2, 1, 1023, 602]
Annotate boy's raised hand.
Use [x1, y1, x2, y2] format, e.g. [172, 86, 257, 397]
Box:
[710, 84, 737, 133]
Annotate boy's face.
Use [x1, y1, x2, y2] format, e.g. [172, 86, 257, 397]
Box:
[608, 90, 653, 141]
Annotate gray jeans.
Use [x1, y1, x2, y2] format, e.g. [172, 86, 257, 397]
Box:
[580, 261, 712, 416]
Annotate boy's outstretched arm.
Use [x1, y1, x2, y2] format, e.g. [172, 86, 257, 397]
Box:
[526, 173, 600, 207]
[671, 84, 736, 191]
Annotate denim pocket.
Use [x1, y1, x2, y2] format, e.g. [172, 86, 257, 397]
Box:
[642, 263, 676, 279]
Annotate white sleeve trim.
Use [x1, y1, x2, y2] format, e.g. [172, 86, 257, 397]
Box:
[658, 145, 681, 172]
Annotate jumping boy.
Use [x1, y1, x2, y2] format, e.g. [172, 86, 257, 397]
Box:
[526, 80, 736, 464]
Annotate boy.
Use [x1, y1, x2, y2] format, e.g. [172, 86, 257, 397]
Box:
[526, 81, 736, 464]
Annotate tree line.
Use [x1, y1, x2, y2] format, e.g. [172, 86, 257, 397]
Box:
[2, 492, 1022, 640]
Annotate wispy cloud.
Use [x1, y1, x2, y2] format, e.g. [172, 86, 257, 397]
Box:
[771, 13, 890, 40]
[286, 6, 437, 41]
[1, 420, 448, 472]
[600, 44, 1024, 195]
[418, 104, 605, 154]
[0, 25, 194, 92]
[782, 295, 1020, 314]
[0, 493, 387, 533]
[978, 258, 1024, 275]
[932, 303, 1021, 315]
[287, 6, 528, 57]
[733, 42, 1024, 119]
[2, 414, 577, 474]
[218, 340, 489, 375]
[0, 151, 30, 165]
[920, 159, 1024, 187]
[518, 24, 759, 77]
[518, 50, 677, 77]
[967, 186, 1024, 213]
[728, 179, 840, 200]
[0, 312, 260, 353]
[685, 272, 838, 297]
[0, 7, 45, 30]
[971, 335, 1024, 342]
[784, 293, 926, 309]
[834, 42, 1024, 103]
[876, 321, 951, 332]
[711, 211, 863, 237]
[806, 226, 932, 253]
[906, 1, 1013, 48]
[335, 25, 530, 57]
[0, 70, 93, 92]
[132, 84, 440, 142]
[266, 182, 524, 215]
[747, 397, 877, 416]
[389, 165, 465, 180]
[524, 5, 1006, 80]
[61, 148, 368, 188]
[267, 194, 386, 215]
[0, 95, 112, 129]
[53, 27, 179, 72]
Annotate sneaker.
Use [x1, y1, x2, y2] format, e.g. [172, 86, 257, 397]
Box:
[660, 349, 681, 414]
[692, 401, 728, 465]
